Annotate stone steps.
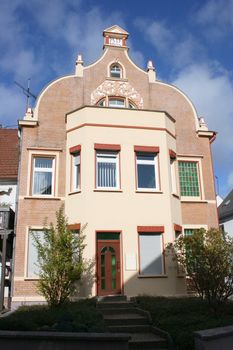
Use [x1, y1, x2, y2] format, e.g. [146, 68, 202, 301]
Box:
[97, 296, 169, 349]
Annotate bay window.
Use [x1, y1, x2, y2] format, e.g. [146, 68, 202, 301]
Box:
[135, 147, 159, 191]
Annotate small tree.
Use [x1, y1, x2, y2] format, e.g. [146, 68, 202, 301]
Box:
[171, 228, 233, 307]
[32, 206, 86, 308]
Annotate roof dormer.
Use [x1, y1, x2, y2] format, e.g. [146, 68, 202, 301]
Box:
[103, 25, 129, 49]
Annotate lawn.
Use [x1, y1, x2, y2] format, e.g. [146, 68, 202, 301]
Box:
[135, 296, 233, 350]
[0, 299, 106, 332]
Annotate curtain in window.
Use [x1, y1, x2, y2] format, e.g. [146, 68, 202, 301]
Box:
[97, 161, 116, 187]
[33, 172, 52, 194]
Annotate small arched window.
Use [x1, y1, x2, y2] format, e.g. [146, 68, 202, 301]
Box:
[110, 64, 122, 78]
[109, 98, 125, 108]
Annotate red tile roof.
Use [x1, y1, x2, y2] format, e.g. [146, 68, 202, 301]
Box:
[0, 129, 19, 180]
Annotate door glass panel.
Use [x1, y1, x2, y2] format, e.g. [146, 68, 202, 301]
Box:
[112, 279, 116, 289]
[101, 266, 105, 277]
[101, 252, 105, 289]
[101, 279, 105, 290]
[112, 254, 116, 279]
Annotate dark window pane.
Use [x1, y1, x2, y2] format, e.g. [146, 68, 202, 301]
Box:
[137, 164, 155, 188]
[97, 233, 120, 240]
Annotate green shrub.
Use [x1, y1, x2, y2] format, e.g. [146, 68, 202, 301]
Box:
[0, 300, 105, 332]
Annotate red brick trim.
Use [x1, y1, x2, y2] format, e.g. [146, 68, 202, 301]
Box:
[174, 224, 182, 232]
[134, 146, 160, 153]
[169, 149, 176, 159]
[137, 226, 164, 233]
[68, 223, 81, 231]
[94, 143, 121, 151]
[69, 145, 81, 154]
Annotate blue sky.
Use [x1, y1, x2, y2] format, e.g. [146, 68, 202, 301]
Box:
[0, 0, 233, 197]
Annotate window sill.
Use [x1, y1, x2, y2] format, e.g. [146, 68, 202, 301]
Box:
[181, 198, 207, 203]
[106, 77, 128, 82]
[94, 189, 123, 193]
[24, 196, 62, 200]
[177, 274, 185, 278]
[138, 274, 168, 278]
[136, 190, 163, 194]
[68, 190, 81, 196]
[24, 277, 40, 281]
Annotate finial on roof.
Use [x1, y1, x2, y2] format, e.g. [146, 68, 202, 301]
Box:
[199, 117, 208, 131]
[24, 107, 33, 120]
[147, 59, 156, 82]
[147, 60, 155, 71]
[75, 54, 84, 77]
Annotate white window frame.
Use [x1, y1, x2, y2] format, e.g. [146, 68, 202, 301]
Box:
[138, 233, 164, 276]
[170, 158, 178, 195]
[110, 64, 122, 78]
[32, 156, 55, 197]
[96, 151, 120, 190]
[136, 153, 159, 191]
[72, 153, 81, 191]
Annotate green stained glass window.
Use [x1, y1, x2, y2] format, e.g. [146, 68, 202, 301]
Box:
[184, 229, 195, 236]
[178, 161, 200, 197]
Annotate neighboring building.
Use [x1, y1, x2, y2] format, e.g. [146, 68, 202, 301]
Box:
[13, 25, 218, 306]
[0, 128, 18, 211]
[218, 190, 233, 238]
[0, 128, 19, 309]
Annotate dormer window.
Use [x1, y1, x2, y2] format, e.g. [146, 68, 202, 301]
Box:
[110, 64, 122, 78]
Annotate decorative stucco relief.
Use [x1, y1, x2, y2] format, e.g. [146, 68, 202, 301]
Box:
[91, 80, 143, 108]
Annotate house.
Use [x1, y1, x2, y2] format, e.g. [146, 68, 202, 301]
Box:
[0, 128, 18, 211]
[13, 25, 218, 306]
[218, 189, 233, 238]
[0, 128, 19, 310]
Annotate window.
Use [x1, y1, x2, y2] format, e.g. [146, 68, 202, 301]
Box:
[129, 101, 136, 109]
[139, 233, 164, 275]
[97, 99, 106, 107]
[184, 229, 195, 236]
[110, 64, 122, 78]
[73, 153, 80, 190]
[96, 97, 137, 109]
[32, 157, 54, 196]
[169, 152, 177, 194]
[27, 229, 44, 277]
[178, 161, 200, 197]
[96, 151, 119, 189]
[109, 98, 125, 108]
[136, 152, 159, 190]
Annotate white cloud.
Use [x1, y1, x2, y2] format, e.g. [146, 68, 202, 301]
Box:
[134, 18, 205, 70]
[0, 84, 26, 126]
[228, 172, 233, 188]
[196, 0, 233, 39]
[172, 63, 233, 195]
